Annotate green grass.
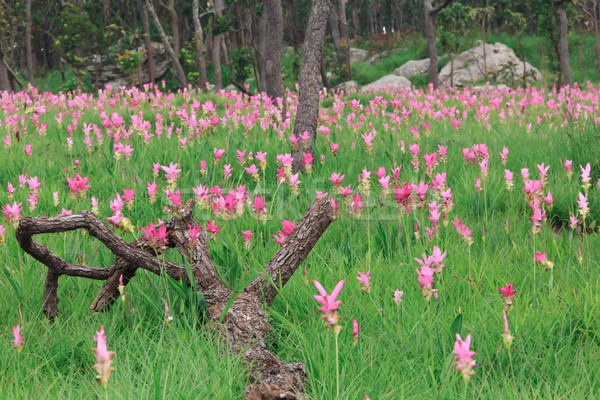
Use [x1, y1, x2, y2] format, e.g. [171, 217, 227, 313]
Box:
[1, 86, 600, 398]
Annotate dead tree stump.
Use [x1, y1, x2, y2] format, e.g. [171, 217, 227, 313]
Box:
[15, 196, 335, 397]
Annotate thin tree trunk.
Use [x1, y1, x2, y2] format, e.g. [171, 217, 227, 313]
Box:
[25, 0, 34, 84]
[596, 0, 600, 80]
[291, 0, 332, 172]
[192, 0, 208, 90]
[424, 0, 452, 88]
[212, 0, 225, 90]
[0, 59, 10, 91]
[557, 1, 572, 86]
[579, 32, 584, 84]
[139, 0, 155, 84]
[145, 0, 187, 87]
[160, 0, 180, 55]
[352, 8, 360, 42]
[258, 0, 285, 101]
[482, 19, 487, 78]
[329, 3, 351, 80]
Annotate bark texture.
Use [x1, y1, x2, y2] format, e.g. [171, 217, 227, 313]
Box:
[139, 0, 156, 84]
[145, 0, 187, 87]
[423, 0, 452, 88]
[291, 0, 332, 172]
[25, 0, 34, 84]
[556, 1, 572, 86]
[192, 0, 208, 90]
[16, 197, 335, 396]
[258, 0, 285, 101]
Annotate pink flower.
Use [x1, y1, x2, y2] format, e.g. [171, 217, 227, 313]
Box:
[501, 311, 514, 350]
[12, 325, 24, 352]
[415, 265, 437, 302]
[140, 222, 170, 251]
[2, 201, 22, 227]
[186, 225, 203, 247]
[206, 220, 221, 239]
[93, 325, 115, 388]
[352, 318, 359, 345]
[165, 299, 174, 323]
[393, 289, 404, 305]
[356, 270, 371, 294]
[454, 333, 477, 383]
[66, 173, 91, 198]
[242, 230, 253, 248]
[313, 279, 345, 328]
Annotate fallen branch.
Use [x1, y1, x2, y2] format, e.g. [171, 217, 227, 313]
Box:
[15, 196, 335, 396]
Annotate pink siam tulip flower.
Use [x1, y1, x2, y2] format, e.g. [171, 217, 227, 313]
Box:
[564, 160, 573, 179]
[122, 189, 135, 209]
[223, 164, 233, 179]
[504, 170, 514, 190]
[499, 283, 516, 311]
[256, 151, 268, 170]
[53, 192, 60, 207]
[245, 164, 260, 181]
[91, 197, 99, 216]
[535, 251, 554, 269]
[352, 318, 359, 345]
[329, 172, 345, 193]
[200, 160, 207, 176]
[186, 225, 203, 247]
[57, 208, 72, 217]
[12, 325, 24, 353]
[393, 289, 404, 305]
[350, 194, 364, 217]
[147, 181, 158, 204]
[206, 220, 221, 239]
[570, 215, 578, 229]
[451, 217, 474, 246]
[166, 189, 184, 208]
[581, 163, 591, 191]
[438, 145, 448, 163]
[66, 173, 91, 199]
[140, 222, 170, 252]
[2, 201, 22, 227]
[543, 192, 554, 209]
[7, 182, 15, 200]
[474, 177, 482, 194]
[242, 230, 253, 248]
[356, 270, 371, 294]
[302, 152, 315, 173]
[0, 224, 5, 245]
[313, 279, 345, 330]
[330, 142, 339, 157]
[430, 246, 446, 274]
[253, 195, 268, 221]
[499, 146, 509, 165]
[213, 148, 225, 164]
[289, 173, 302, 195]
[164, 299, 174, 323]
[577, 192, 589, 220]
[454, 333, 477, 383]
[93, 325, 115, 389]
[415, 265, 437, 302]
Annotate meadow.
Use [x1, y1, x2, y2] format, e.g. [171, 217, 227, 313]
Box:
[1, 83, 600, 399]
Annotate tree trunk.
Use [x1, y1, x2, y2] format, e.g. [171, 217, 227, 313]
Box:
[424, 0, 439, 87]
[145, 0, 187, 87]
[482, 19, 487, 78]
[557, 1, 572, 86]
[0, 59, 10, 91]
[596, 0, 600, 81]
[139, 0, 155, 84]
[329, 3, 352, 80]
[258, 0, 285, 100]
[579, 32, 584, 84]
[291, 0, 332, 172]
[212, 0, 226, 90]
[192, 0, 208, 90]
[160, 0, 180, 55]
[352, 7, 360, 42]
[25, 0, 34, 84]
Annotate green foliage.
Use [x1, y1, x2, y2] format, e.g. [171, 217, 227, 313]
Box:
[437, 2, 473, 58]
[230, 47, 253, 83]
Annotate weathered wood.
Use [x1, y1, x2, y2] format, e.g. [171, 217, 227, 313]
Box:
[15, 196, 335, 395]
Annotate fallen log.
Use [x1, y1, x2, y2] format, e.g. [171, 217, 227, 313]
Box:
[15, 196, 335, 397]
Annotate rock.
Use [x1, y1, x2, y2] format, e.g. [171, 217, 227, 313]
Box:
[224, 84, 238, 92]
[360, 75, 411, 92]
[86, 41, 172, 89]
[439, 42, 543, 86]
[336, 80, 359, 91]
[349, 48, 368, 64]
[393, 59, 430, 78]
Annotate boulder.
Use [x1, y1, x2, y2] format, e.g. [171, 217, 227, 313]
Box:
[337, 80, 359, 91]
[472, 84, 509, 91]
[360, 75, 411, 92]
[439, 42, 543, 86]
[86, 41, 172, 89]
[393, 59, 430, 79]
[349, 48, 368, 64]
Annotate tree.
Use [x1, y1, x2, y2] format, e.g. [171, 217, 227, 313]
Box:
[575, 0, 600, 80]
[437, 2, 471, 87]
[144, 0, 187, 87]
[469, 6, 495, 78]
[25, 0, 34, 84]
[212, 0, 225, 91]
[292, 0, 332, 172]
[138, 0, 155, 85]
[258, 0, 285, 100]
[556, 0, 573, 86]
[423, 0, 453, 88]
[192, 0, 208, 90]
[507, 9, 529, 86]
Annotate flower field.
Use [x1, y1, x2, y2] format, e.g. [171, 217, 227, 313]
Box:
[2, 84, 600, 398]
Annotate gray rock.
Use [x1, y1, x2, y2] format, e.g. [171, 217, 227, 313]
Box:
[439, 42, 543, 86]
[224, 84, 238, 92]
[282, 46, 295, 56]
[472, 84, 509, 91]
[360, 75, 411, 92]
[86, 41, 172, 89]
[349, 48, 368, 64]
[393, 59, 430, 78]
[336, 80, 359, 91]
